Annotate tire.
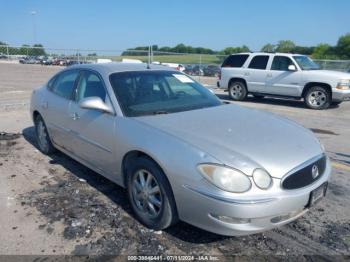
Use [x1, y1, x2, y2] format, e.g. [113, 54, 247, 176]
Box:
[304, 86, 331, 110]
[228, 81, 247, 101]
[253, 94, 265, 99]
[126, 156, 178, 230]
[34, 114, 56, 154]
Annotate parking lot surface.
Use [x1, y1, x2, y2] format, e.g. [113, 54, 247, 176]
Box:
[0, 63, 349, 258]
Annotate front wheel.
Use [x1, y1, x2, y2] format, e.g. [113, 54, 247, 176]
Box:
[304, 86, 331, 110]
[126, 157, 178, 230]
[228, 81, 247, 101]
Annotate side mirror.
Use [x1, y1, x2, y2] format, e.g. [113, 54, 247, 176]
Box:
[79, 97, 114, 114]
[288, 65, 297, 71]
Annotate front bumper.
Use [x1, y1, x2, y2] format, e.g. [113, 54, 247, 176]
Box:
[176, 159, 331, 236]
[332, 89, 350, 102]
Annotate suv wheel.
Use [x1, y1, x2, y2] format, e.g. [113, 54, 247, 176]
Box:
[229, 81, 247, 101]
[304, 86, 331, 110]
[126, 157, 178, 230]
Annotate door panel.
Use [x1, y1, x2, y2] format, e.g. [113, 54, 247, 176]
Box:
[45, 92, 72, 149]
[265, 56, 302, 97]
[265, 71, 302, 96]
[68, 69, 117, 176]
[245, 69, 267, 92]
[44, 70, 79, 150]
[68, 104, 116, 176]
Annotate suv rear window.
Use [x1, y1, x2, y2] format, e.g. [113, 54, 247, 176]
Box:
[222, 54, 249, 68]
[248, 55, 269, 70]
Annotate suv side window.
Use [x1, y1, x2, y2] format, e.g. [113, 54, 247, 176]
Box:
[51, 70, 79, 99]
[222, 54, 249, 68]
[271, 56, 295, 71]
[75, 71, 107, 102]
[248, 55, 269, 70]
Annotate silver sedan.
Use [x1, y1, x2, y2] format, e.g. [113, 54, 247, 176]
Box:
[30, 63, 331, 236]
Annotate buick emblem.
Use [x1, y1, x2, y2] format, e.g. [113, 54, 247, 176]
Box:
[311, 165, 319, 179]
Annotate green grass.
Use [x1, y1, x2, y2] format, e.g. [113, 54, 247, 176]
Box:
[95, 55, 224, 65]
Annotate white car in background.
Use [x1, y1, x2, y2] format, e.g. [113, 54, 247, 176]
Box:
[219, 52, 350, 109]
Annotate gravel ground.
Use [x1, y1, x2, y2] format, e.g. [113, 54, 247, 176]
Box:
[0, 63, 349, 259]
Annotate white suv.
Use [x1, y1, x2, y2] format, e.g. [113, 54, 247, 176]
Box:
[219, 52, 350, 109]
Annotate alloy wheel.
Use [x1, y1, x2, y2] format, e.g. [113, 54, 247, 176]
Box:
[131, 169, 162, 218]
[308, 90, 327, 107]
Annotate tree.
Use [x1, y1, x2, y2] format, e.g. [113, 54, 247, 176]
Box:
[336, 33, 350, 59]
[275, 40, 296, 53]
[312, 44, 332, 59]
[31, 44, 46, 56]
[220, 45, 250, 55]
[261, 43, 275, 52]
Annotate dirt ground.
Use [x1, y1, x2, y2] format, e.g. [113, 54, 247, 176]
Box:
[0, 63, 350, 259]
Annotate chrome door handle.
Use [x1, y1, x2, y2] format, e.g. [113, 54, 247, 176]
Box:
[267, 73, 272, 77]
[71, 112, 80, 120]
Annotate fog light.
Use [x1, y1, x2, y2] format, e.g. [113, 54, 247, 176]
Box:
[210, 214, 251, 224]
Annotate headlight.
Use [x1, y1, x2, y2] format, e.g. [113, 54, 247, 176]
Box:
[197, 164, 251, 193]
[252, 169, 272, 189]
[336, 79, 350, 90]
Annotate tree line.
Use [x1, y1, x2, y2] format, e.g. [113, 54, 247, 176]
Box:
[122, 33, 350, 60]
[1, 33, 350, 59]
[0, 42, 46, 56]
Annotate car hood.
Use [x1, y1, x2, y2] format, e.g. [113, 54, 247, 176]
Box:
[135, 104, 323, 178]
[305, 70, 350, 79]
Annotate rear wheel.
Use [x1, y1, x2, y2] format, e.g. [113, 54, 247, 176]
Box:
[304, 86, 331, 110]
[126, 157, 178, 230]
[34, 114, 56, 154]
[228, 81, 247, 101]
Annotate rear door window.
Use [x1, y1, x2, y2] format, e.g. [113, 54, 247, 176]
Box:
[248, 55, 269, 70]
[222, 55, 249, 68]
[51, 70, 79, 99]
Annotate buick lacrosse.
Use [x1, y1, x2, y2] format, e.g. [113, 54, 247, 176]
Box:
[30, 63, 331, 236]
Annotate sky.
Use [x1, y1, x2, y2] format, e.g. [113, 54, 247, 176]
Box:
[1, 0, 350, 52]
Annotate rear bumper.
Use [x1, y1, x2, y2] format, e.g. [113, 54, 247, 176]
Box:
[177, 159, 332, 236]
[332, 89, 350, 102]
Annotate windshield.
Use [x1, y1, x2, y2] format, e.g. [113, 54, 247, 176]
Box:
[109, 70, 222, 117]
[293, 56, 320, 70]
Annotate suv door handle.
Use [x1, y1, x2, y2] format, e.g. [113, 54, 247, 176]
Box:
[244, 72, 250, 76]
[267, 73, 273, 77]
[71, 112, 80, 120]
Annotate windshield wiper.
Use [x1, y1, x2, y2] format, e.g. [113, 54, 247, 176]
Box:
[152, 111, 169, 115]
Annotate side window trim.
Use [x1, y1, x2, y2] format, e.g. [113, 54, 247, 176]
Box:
[73, 69, 116, 115]
[270, 56, 296, 71]
[247, 55, 270, 70]
[48, 69, 80, 100]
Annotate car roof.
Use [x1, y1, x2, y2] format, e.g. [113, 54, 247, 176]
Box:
[230, 52, 305, 56]
[66, 62, 176, 75]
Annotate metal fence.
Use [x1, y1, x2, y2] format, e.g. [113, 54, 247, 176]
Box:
[1, 45, 350, 75]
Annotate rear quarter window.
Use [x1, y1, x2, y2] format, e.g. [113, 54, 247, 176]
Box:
[222, 55, 249, 68]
